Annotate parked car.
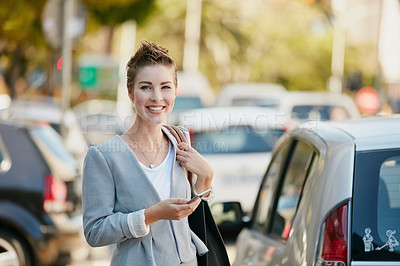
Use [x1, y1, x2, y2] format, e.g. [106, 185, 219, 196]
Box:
[179, 106, 287, 212]
[0, 96, 87, 160]
[72, 99, 133, 146]
[278, 91, 360, 130]
[167, 71, 215, 125]
[0, 120, 84, 266]
[215, 83, 287, 109]
[212, 116, 400, 265]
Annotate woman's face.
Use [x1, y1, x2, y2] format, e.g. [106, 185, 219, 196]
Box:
[130, 64, 176, 125]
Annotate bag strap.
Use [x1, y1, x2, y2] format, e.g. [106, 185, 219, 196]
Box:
[163, 125, 194, 187]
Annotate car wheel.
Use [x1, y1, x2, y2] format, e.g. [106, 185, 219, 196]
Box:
[0, 229, 32, 266]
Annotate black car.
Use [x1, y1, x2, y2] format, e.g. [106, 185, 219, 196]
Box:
[0, 120, 83, 266]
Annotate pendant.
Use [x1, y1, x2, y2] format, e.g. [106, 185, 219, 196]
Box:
[149, 163, 155, 169]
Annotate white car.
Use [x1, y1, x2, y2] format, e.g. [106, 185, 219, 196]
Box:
[279, 91, 360, 126]
[215, 83, 287, 109]
[179, 106, 287, 212]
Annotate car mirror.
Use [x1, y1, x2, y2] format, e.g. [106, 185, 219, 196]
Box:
[210, 201, 251, 241]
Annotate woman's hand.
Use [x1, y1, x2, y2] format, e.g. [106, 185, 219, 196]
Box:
[176, 142, 213, 193]
[144, 197, 201, 226]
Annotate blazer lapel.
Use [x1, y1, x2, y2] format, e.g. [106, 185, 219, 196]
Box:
[162, 126, 191, 200]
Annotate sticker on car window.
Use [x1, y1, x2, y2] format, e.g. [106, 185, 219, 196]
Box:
[363, 228, 399, 252]
[363, 228, 374, 252]
[376, 230, 399, 252]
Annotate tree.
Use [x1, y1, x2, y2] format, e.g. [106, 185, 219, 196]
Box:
[0, 0, 48, 98]
[80, 0, 155, 53]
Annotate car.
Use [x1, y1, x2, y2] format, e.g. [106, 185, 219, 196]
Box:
[278, 91, 360, 129]
[215, 83, 287, 109]
[72, 99, 134, 146]
[0, 96, 87, 160]
[166, 71, 215, 125]
[179, 106, 287, 213]
[0, 120, 84, 266]
[212, 116, 400, 265]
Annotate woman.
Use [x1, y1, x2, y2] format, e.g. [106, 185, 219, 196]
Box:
[82, 41, 214, 266]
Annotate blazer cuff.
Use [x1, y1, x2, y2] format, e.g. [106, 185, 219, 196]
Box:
[127, 209, 150, 238]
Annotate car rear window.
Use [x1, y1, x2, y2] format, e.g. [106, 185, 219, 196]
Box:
[232, 98, 280, 108]
[29, 125, 78, 181]
[173, 96, 203, 111]
[291, 105, 350, 121]
[192, 126, 284, 154]
[352, 149, 400, 262]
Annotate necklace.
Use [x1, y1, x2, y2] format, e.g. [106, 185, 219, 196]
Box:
[127, 134, 162, 169]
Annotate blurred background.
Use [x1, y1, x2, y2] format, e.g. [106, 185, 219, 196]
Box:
[0, 0, 400, 265]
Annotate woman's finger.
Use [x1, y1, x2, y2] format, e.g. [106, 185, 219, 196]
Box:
[178, 142, 191, 151]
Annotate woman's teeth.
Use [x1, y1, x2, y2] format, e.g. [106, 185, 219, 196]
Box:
[148, 106, 163, 111]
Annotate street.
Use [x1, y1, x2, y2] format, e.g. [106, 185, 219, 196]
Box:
[65, 242, 236, 265]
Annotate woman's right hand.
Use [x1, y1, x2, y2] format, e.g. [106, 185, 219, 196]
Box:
[144, 197, 201, 226]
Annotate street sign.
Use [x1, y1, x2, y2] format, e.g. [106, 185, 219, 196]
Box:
[41, 0, 86, 48]
[78, 55, 119, 94]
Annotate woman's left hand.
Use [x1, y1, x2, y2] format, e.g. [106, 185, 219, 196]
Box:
[176, 142, 213, 192]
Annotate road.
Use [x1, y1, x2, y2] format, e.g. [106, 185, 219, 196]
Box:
[65, 242, 236, 265]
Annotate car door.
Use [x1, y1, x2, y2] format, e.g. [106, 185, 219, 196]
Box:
[234, 138, 317, 266]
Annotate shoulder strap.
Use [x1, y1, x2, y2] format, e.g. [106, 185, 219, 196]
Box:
[163, 125, 194, 187]
[163, 125, 181, 143]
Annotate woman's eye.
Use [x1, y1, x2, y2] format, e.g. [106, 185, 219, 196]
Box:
[140, 85, 151, 90]
[162, 85, 172, 90]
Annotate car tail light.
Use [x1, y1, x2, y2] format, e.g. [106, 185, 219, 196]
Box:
[316, 204, 348, 266]
[43, 174, 67, 212]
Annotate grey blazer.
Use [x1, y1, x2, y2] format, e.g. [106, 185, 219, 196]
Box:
[82, 126, 208, 266]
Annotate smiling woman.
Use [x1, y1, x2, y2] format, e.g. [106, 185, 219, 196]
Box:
[82, 41, 215, 266]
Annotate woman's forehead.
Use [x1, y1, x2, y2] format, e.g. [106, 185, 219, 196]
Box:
[135, 65, 176, 84]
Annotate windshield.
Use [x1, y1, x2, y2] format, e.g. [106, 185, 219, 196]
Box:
[232, 98, 280, 108]
[192, 126, 284, 154]
[173, 96, 203, 111]
[291, 105, 350, 121]
[30, 125, 78, 181]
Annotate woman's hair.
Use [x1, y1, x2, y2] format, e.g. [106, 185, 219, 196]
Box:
[126, 40, 177, 93]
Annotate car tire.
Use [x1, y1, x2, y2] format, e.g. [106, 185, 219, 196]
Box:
[0, 229, 32, 266]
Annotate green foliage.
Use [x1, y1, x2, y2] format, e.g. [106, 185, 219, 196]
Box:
[0, 0, 376, 98]
[0, 0, 49, 96]
[80, 0, 155, 26]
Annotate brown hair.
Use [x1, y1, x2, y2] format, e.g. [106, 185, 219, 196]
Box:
[126, 40, 177, 93]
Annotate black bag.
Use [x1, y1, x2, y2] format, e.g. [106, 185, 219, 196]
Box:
[163, 125, 231, 266]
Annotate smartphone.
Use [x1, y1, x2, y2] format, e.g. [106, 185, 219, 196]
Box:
[187, 188, 212, 204]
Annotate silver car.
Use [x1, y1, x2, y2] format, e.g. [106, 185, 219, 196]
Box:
[213, 116, 400, 265]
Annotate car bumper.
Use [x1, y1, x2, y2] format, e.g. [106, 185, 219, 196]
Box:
[37, 213, 84, 264]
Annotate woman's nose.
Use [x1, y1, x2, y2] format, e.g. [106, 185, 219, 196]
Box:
[151, 88, 162, 101]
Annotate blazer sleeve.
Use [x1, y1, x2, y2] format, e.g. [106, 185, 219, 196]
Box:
[82, 146, 135, 247]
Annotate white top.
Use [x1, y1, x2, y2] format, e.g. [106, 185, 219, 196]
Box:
[127, 142, 173, 237]
[140, 142, 174, 200]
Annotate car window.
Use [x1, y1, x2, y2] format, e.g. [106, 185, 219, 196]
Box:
[253, 140, 293, 231]
[352, 149, 400, 261]
[29, 125, 78, 181]
[173, 96, 203, 111]
[193, 126, 284, 154]
[232, 98, 280, 108]
[269, 141, 316, 239]
[291, 105, 350, 121]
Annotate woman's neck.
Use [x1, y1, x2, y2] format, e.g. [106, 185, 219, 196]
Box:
[128, 119, 164, 145]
